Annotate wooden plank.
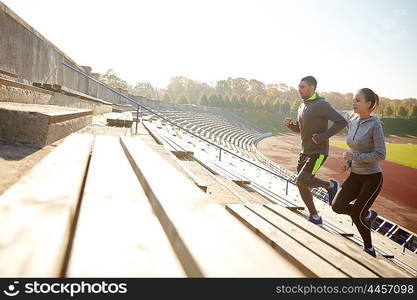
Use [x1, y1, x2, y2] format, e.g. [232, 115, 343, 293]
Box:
[0, 133, 94, 277]
[264, 204, 413, 278]
[0, 78, 53, 95]
[172, 150, 194, 158]
[286, 206, 305, 211]
[0, 69, 18, 78]
[43, 83, 57, 91]
[233, 179, 251, 186]
[67, 136, 185, 277]
[54, 84, 112, 105]
[193, 156, 220, 175]
[340, 233, 355, 237]
[124, 112, 133, 127]
[106, 112, 121, 126]
[120, 137, 308, 277]
[213, 175, 270, 205]
[47, 109, 92, 124]
[32, 82, 43, 88]
[226, 204, 348, 277]
[168, 157, 208, 193]
[115, 112, 127, 127]
[142, 121, 163, 145]
[315, 200, 417, 270]
[246, 204, 378, 277]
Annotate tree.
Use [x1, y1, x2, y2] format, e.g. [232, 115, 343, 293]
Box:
[208, 94, 219, 107]
[281, 101, 291, 113]
[218, 95, 225, 107]
[248, 79, 266, 98]
[263, 100, 273, 112]
[216, 79, 231, 95]
[161, 93, 171, 103]
[231, 78, 249, 96]
[239, 97, 247, 108]
[198, 94, 209, 106]
[291, 99, 301, 113]
[254, 96, 263, 110]
[177, 94, 189, 104]
[231, 95, 239, 108]
[167, 76, 187, 100]
[131, 82, 155, 98]
[383, 105, 394, 117]
[224, 95, 231, 108]
[266, 84, 279, 100]
[396, 105, 407, 117]
[408, 104, 417, 117]
[272, 100, 281, 113]
[99, 69, 129, 90]
[247, 97, 255, 110]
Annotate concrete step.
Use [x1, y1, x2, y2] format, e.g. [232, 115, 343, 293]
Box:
[0, 102, 92, 147]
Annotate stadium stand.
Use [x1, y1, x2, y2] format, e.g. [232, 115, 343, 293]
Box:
[1, 1, 416, 278]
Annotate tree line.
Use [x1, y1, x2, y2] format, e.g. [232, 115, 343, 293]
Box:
[99, 69, 417, 117]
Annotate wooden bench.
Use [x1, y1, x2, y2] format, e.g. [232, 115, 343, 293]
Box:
[226, 204, 413, 278]
[120, 137, 308, 277]
[145, 122, 193, 158]
[67, 135, 185, 277]
[0, 133, 93, 277]
[106, 112, 133, 128]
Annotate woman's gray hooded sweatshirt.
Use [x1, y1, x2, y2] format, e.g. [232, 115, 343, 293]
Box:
[346, 114, 386, 175]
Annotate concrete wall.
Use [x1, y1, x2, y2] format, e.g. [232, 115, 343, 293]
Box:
[0, 81, 112, 115]
[0, 2, 129, 105]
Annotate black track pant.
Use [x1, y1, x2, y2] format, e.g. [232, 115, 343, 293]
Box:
[332, 172, 383, 248]
[296, 153, 331, 216]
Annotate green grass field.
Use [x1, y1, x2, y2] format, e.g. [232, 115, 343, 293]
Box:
[330, 141, 417, 169]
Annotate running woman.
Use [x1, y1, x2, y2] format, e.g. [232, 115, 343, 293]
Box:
[331, 88, 385, 257]
[284, 76, 347, 225]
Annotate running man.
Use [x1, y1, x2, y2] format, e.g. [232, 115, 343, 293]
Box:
[284, 76, 347, 225]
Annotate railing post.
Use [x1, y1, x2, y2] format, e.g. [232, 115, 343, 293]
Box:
[219, 148, 222, 162]
[285, 180, 288, 195]
[135, 104, 140, 134]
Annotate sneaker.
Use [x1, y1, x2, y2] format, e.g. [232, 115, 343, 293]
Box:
[326, 179, 339, 206]
[308, 215, 323, 226]
[363, 247, 376, 257]
[362, 210, 378, 229]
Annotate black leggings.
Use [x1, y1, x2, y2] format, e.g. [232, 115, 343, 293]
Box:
[332, 172, 383, 248]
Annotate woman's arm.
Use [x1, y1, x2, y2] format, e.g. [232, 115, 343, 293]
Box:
[352, 122, 386, 162]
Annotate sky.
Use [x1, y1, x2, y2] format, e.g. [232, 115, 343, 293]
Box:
[2, 0, 417, 99]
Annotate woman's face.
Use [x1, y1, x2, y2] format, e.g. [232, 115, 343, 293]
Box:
[353, 92, 371, 115]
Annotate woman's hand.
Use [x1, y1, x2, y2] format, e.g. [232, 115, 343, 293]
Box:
[342, 151, 353, 161]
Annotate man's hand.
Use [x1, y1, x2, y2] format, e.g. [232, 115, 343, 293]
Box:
[342, 151, 353, 161]
[283, 117, 293, 128]
[339, 163, 350, 173]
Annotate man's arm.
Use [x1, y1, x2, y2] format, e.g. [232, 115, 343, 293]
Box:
[284, 118, 300, 133]
[312, 102, 347, 143]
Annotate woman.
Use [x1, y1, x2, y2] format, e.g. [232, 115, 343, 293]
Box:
[331, 88, 386, 257]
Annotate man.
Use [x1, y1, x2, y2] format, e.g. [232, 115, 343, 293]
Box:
[284, 76, 347, 225]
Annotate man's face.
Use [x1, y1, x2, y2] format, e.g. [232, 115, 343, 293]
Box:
[298, 81, 315, 100]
